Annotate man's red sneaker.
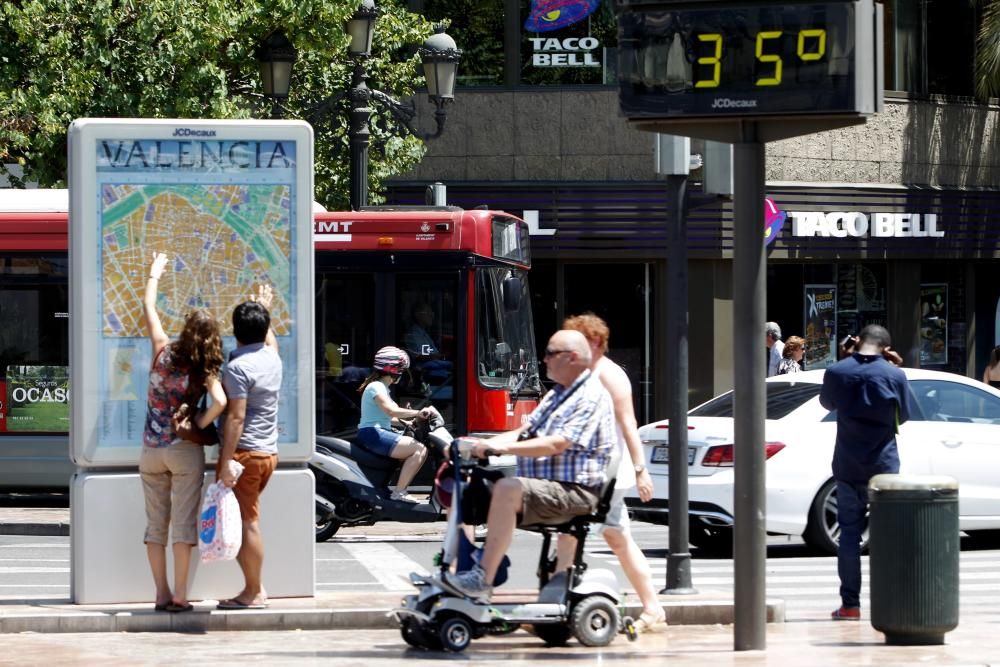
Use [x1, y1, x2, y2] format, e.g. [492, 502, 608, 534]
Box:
[831, 606, 861, 621]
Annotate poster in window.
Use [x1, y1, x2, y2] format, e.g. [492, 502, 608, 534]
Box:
[4, 366, 69, 432]
[804, 284, 837, 369]
[920, 283, 948, 365]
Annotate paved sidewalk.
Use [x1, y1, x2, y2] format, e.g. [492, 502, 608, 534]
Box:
[0, 589, 783, 634]
[0, 506, 782, 633]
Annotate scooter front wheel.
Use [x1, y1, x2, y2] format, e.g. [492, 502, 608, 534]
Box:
[315, 502, 342, 542]
[439, 616, 473, 652]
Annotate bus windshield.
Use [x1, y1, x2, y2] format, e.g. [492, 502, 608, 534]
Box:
[476, 267, 542, 396]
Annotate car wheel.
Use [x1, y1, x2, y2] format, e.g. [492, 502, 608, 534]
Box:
[804, 479, 869, 555]
[966, 529, 1000, 548]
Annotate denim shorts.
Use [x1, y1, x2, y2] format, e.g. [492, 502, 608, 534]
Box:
[357, 425, 403, 457]
[596, 488, 632, 536]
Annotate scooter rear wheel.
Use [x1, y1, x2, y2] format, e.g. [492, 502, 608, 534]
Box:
[315, 503, 342, 542]
[532, 623, 572, 646]
[400, 617, 442, 650]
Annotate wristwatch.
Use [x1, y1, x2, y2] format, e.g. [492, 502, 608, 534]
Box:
[634, 464, 646, 473]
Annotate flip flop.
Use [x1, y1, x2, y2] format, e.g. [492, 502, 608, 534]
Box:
[166, 602, 194, 613]
[217, 598, 268, 610]
[154, 603, 170, 612]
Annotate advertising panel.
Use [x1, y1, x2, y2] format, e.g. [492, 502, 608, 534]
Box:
[4, 365, 69, 432]
[68, 119, 314, 466]
[804, 284, 837, 370]
[920, 283, 948, 366]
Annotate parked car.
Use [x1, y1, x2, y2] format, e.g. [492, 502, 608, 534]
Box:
[625, 368, 1000, 554]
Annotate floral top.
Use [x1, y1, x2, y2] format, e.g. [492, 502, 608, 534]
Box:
[777, 357, 802, 375]
[142, 346, 191, 448]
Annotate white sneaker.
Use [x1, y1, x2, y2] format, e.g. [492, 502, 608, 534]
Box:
[391, 490, 418, 503]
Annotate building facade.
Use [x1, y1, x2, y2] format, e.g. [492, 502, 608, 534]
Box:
[391, 0, 996, 421]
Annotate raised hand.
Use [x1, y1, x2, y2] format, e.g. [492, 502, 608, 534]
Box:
[149, 252, 169, 280]
[250, 283, 275, 310]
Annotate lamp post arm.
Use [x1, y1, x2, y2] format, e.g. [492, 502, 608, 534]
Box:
[369, 89, 449, 141]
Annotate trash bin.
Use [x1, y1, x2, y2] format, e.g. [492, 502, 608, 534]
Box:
[868, 474, 959, 645]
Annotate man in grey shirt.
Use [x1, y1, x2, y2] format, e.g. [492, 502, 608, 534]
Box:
[766, 321, 784, 377]
[217, 286, 282, 610]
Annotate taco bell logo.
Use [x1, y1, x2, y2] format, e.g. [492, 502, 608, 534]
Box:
[764, 198, 786, 246]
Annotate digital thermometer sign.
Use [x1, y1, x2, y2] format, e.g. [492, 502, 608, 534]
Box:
[618, 0, 880, 120]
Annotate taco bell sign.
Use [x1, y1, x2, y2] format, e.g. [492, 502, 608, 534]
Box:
[790, 211, 945, 238]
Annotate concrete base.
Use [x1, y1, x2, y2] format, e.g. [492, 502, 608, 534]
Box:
[70, 468, 314, 604]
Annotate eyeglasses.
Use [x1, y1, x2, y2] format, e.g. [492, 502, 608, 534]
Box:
[544, 348, 571, 359]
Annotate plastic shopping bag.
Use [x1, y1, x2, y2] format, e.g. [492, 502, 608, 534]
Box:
[198, 461, 244, 562]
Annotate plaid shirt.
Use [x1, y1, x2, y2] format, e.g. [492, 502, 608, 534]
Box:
[517, 369, 615, 488]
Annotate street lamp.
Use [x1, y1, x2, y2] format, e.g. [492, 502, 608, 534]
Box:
[255, 31, 298, 118]
[255, 2, 462, 210]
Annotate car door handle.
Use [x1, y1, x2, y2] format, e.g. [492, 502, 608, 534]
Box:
[941, 439, 962, 448]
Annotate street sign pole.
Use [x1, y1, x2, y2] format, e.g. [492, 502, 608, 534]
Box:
[732, 130, 767, 650]
[665, 172, 696, 595]
[616, 0, 883, 651]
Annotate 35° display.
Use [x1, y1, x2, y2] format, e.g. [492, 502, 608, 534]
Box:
[619, 2, 864, 118]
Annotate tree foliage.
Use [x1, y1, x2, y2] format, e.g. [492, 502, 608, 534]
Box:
[977, 0, 1000, 99]
[0, 0, 436, 209]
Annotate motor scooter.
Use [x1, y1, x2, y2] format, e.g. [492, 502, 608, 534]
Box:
[311, 406, 452, 541]
[392, 439, 637, 652]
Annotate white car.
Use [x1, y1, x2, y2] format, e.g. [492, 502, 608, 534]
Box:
[625, 368, 1000, 554]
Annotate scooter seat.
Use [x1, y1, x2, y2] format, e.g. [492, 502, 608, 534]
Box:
[316, 434, 399, 471]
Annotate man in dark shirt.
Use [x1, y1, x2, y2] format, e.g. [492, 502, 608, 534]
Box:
[819, 324, 911, 621]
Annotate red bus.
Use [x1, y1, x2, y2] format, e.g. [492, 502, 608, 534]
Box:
[0, 190, 542, 489]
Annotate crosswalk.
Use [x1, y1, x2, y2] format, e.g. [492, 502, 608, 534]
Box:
[584, 543, 1000, 620]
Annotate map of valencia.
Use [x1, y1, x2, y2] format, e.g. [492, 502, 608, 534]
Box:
[101, 183, 291, 338]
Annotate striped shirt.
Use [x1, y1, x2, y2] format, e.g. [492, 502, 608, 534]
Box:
[517, 369, 615, 488]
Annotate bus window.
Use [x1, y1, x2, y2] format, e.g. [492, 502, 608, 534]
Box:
[0, 255, 69, 434]
[396, 275, 458, 426]
[315, 273, 376, 437]
[476, 268, 541, 396]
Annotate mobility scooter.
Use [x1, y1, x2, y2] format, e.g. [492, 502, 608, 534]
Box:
[393, 439, 635, 652]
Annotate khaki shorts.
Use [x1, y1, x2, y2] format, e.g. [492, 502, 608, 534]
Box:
[216, 450, 278, 522]
[139, 441, 207, 545]
[518, 478, 599, 527]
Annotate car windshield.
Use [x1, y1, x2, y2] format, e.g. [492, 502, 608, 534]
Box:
[690, 382, 823, 420]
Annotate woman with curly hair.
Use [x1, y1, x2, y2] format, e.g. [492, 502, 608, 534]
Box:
[140, 252, 227, 613]
[778, 335, 806, 375]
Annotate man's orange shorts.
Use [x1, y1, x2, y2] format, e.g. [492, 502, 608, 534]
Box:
[217, 450, 278, 522]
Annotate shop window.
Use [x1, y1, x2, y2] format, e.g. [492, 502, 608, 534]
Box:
[416, 0, 506, 86]
[836, 263, 888, 347]
[920, 263, 966, 375]
[883, 0, 976, 96]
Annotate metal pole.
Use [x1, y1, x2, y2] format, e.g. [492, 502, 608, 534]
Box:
[664, 174, 696, 595]
[348, 60, 372, 211]
[732, 126, 767, 650]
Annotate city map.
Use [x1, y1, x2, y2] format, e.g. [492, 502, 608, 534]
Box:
[100, 183, 291, 338]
